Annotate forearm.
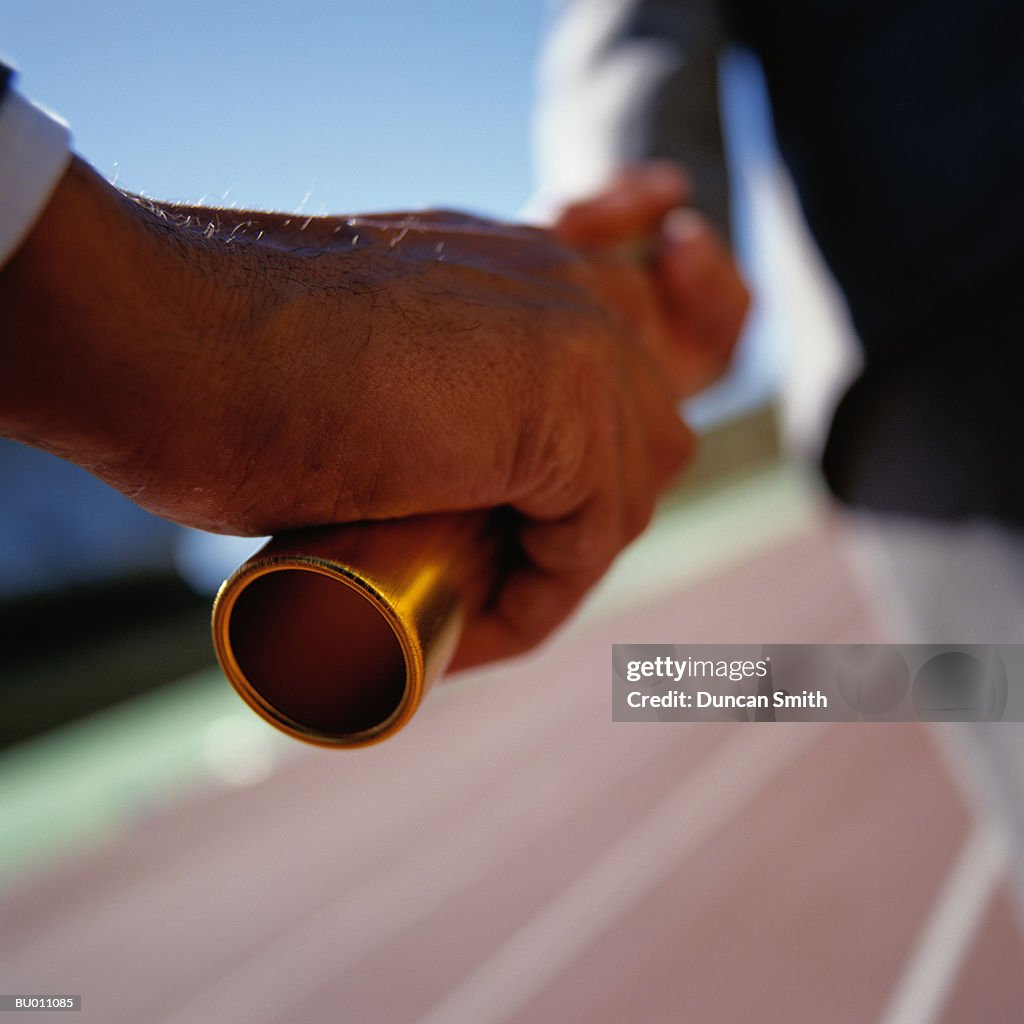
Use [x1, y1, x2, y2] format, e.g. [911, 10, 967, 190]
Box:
[0, 156, 275, 481]
[0, 156, 157, 460]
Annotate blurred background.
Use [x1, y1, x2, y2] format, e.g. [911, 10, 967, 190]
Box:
[1, 2, 1021, 1021]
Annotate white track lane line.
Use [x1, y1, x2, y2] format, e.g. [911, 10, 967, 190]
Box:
[877, 822, 1009, 1024]
[414, 724, 825, 1024]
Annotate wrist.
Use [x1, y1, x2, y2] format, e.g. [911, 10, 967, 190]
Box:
[0, 158, 152, 453]
[0, 157, 258, 473]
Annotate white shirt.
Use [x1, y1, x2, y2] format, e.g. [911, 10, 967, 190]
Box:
[0, 83, 71, 269]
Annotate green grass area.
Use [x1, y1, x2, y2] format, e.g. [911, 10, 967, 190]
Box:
[0, 670, 290, 885]
[582, 459, 823, 624]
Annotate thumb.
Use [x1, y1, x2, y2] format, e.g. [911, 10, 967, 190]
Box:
[554, 162, 691, 247]
[656, 208, 751, 391]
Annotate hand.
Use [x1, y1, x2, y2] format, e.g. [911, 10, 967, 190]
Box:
[554, 161, 751, 398]
[0, 157, 697, 666]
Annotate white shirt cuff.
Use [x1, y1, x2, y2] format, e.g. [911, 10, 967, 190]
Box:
[0, 89, 71, 269]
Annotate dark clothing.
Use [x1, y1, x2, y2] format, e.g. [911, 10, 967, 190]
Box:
[604, 0, 1024, 521]
[730, 0, 1024, 519]
[0, 61, 13, 104]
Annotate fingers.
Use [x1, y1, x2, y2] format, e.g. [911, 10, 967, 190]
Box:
[553, 159, 750, 397]
[452, 341, 695, 670]
[625, 344, 698, 487]
[450, 562, 596, 668]
[554, 161, 691, 247]
[657, 208, 751, 393]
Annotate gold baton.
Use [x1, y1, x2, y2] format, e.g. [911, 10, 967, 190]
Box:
[211, 512, 497, 748]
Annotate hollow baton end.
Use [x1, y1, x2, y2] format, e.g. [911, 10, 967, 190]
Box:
[211, 514, 491, 749]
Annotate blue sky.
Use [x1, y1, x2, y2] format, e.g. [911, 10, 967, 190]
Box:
[1, 1, 548, 217]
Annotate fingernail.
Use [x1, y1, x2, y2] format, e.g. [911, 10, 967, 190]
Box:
[662, 208, 704, 246]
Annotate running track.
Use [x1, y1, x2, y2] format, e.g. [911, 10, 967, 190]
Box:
[2, 520, 1022, 1022]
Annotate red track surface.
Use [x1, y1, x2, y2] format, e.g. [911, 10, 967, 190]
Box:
[2, 523, 1022, 1022]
